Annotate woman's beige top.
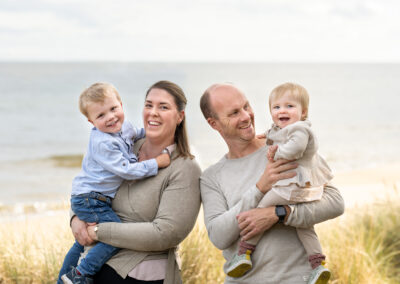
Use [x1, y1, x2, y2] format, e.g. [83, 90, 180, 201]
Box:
[267, 120, 333, 202]
[96, 139, 202, 283]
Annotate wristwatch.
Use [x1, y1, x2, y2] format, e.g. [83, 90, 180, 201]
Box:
[275, 205, 286, 224]
[94, 225, 98, 237]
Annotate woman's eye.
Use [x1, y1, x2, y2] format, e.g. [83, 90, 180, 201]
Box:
[145, 103, 152, 108]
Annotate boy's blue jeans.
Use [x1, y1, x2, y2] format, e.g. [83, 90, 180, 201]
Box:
[57, 192, 121, 283]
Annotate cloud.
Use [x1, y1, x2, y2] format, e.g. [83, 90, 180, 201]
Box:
[0, 0, 399, 62]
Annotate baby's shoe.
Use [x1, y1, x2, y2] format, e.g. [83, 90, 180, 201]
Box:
[307, 264, 331, 284]
[226, 250, 252, 278]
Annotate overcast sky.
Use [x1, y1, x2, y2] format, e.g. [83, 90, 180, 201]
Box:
[1, 0, 399, 62]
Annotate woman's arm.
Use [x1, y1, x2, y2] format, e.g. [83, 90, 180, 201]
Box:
[94, 159, 202, 251]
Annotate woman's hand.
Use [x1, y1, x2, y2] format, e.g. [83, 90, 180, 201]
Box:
[71, 216, 96, 246]
[256, 145, 297, 194]
[87, 223, 98, 241]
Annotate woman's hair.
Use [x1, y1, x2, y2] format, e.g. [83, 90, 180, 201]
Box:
[79, 82, 121, 118]
[269, 82, 309, 120]
[146, 81, 194, 159]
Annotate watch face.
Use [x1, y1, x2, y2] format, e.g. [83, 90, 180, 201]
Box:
[276, 206, 286, 217]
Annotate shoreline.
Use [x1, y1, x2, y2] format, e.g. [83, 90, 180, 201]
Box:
[0, 163, 399, 217]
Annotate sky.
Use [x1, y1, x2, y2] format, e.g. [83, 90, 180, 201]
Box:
[1, 0, 399, 62]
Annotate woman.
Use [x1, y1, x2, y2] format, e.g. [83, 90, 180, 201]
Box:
[70, 81, 201, 284]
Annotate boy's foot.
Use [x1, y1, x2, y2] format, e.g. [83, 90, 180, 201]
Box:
[226, 250, 252, 278]
[307, 265, 331, 284]
[61, 267, 94, 284]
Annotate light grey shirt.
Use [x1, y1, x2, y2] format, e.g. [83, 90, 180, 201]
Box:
[200, 145, 344, 284]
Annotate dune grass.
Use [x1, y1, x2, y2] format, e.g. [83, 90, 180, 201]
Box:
[0, 188, 399, 284]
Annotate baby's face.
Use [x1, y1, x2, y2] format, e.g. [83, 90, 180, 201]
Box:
[87, 94, 125, 133]
[270, 90, 305, 128]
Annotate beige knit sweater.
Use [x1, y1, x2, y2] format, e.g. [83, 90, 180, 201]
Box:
[96, 139, 201, 283]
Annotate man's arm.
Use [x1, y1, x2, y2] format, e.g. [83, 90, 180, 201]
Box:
[201, 174, 264, 250]
[286, 183, 344, 228]
[201, 152, 298, 250]
[237, 184, 344, 240]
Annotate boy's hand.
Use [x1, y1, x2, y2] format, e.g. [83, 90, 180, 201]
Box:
[156, 151, 171, 168]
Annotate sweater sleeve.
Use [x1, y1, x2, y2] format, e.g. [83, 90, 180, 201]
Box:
[285, 183, 345, 228]
[94, 141, 158, 180]
[200, 169, 265, 250]
[274, 124, 310, 160]
[96, 159, 202, 251]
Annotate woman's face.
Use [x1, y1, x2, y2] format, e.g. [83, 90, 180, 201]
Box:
[143, 88, 184, 144]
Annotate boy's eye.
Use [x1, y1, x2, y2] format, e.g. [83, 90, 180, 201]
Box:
[97, 114, 104, 119]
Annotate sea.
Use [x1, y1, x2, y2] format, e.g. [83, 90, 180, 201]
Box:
[1, 62, 400, 212]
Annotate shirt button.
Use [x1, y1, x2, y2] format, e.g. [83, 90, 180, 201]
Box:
[122, 163, 126, 166]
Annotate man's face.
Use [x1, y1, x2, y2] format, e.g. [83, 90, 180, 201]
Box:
[208, 85, 255, 144]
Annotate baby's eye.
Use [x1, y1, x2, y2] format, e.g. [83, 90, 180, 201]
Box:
[287, 104, 293, 108]
[273, 106, 280, 110]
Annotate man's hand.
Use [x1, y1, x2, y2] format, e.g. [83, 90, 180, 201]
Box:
[71, 216, 96, 246]
[267, 145, 276, 161]
[256, 145, 298, 194]
[237, 207, 278, 241]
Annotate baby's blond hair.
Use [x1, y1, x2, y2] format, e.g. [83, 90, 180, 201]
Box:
[79, 82, 121, 118]
[269, 82, 309, 120]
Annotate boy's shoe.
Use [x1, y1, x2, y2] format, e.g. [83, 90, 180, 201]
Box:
[307, 265, 331, 284]
[61, 267, 94, 284]
[226, 250, 252, 278]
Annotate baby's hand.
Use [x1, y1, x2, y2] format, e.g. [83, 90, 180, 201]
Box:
[256, 133, 267, 139]
[156, 150, 171, 168]
[267, 145, 278, 162]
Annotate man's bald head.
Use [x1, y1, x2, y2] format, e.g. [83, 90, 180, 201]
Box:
[200, 83, 240, 120]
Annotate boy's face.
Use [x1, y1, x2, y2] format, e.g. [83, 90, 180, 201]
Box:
[270, 90, 305, 129]
[87, 94, 124, 133]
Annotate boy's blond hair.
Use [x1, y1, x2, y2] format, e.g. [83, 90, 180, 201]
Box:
[269, 82, 309, 120]
[79, 82, 122, 118]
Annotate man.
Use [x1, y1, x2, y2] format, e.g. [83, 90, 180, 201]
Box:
[199, 83, 344, 284]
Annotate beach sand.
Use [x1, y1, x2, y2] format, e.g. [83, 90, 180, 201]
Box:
[332, 163, 400, 208]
